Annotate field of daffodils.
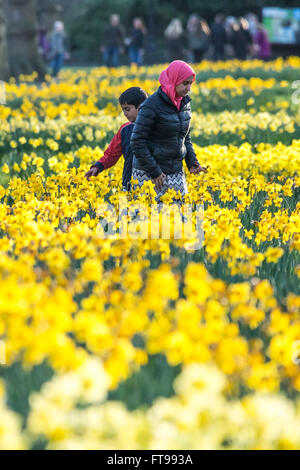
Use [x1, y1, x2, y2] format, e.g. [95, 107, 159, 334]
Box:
[0, 57, 299, 449]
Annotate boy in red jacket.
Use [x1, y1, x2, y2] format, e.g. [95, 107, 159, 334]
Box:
[85, 87, 148, 191]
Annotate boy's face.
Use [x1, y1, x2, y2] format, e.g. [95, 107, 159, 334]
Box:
[121, 103, 139, 122]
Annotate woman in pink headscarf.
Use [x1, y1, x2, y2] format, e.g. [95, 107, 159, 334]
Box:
[130, 60, 207, 203]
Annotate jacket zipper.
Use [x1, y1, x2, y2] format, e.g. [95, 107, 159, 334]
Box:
[178, 106, 184, 169]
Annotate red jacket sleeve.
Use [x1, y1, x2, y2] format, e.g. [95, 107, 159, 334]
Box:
[97, 122, 130, 170]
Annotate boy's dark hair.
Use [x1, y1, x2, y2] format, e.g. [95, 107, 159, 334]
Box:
[119, 87, 147, 108]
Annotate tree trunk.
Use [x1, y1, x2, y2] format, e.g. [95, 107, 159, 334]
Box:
[3, 0, 46, 79]
[0, 0, 9, 81]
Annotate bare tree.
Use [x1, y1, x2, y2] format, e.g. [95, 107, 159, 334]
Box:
[3, 0, 46, 79]
[0, 0, 9, 80]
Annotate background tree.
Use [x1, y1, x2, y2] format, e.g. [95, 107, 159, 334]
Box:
[0, 0, 8, 80]
[3, 0, 46, 78]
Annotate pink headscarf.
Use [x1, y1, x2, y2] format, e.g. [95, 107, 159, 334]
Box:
[159, 60, 196, 110]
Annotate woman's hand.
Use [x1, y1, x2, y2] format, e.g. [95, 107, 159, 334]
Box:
[85, 166, 100, 181]
[152, 173, 166, 190]
[189, 164, 209, 174]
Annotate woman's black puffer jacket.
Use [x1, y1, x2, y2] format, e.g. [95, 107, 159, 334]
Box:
[130, 86, 199, 179]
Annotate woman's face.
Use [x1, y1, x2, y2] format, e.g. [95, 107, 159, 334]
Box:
[175, 75, 194, 97]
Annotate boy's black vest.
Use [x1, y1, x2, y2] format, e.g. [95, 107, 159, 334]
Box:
[120, 122, 134, 190]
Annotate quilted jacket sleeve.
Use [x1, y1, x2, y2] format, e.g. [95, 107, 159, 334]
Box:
[184, 130, 199, 169]
[130, 104, 163, 179]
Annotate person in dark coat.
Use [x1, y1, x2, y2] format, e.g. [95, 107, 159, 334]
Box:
[187, 14, 211, 63]
[101, 14, 124, 67]
[231, 18, 253, 60]
[211, 14, 227, 61]
[130, 60, 207, 204]
[164, 19, 186, 62]
[126, 17, 146, 66]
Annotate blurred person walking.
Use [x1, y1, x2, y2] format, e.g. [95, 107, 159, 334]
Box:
[224, 16, 236, 59]
[245, 13, 259, 37]
[240, 18, 253, 58]
[101, 14, 124, 67]
[164, 19, 185, 62]
[224, 16, 235, 37]
[49, 21, 69, 78]
[211, 14, 227, 61]
[253, 23, 271, 60]
[38, 25, 50, 63]
[230, 18, 253, 60]
[126, 17, 146, 67]
[186, 14, 210, 63]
